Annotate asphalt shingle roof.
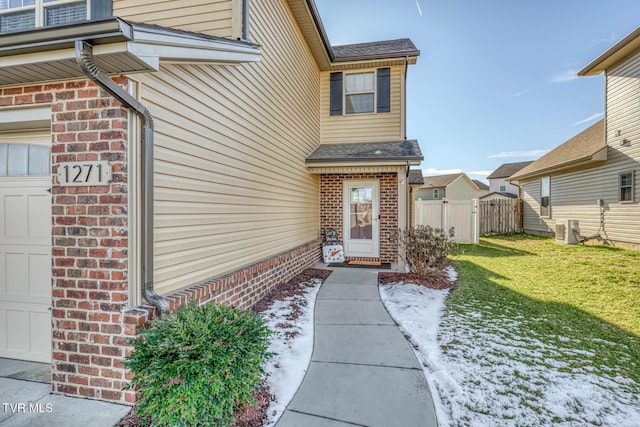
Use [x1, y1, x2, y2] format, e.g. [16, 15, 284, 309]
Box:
[487, 161, 534, 179]
[510, 120, 605, 181]
[408, 169, 424, 185]
[472, 179, 489, 191]
[306, 140, 423, 163]
[332, 38, 419, 61]
[420, 173, 464, 189]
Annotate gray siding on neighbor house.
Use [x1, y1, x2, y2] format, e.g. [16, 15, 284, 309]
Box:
[414, 188, 444, 200]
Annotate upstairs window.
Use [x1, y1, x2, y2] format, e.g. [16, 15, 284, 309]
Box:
[433, 188, 440, 199]
[620, 171, 634, 202]
[0, 0, 111, 34]
[499, 179, 507, 192]
[330, 68, 391, 116]
[345, 72, 375, 114]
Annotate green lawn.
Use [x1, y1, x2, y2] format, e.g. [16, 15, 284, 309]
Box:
[449, 234, 640, 383]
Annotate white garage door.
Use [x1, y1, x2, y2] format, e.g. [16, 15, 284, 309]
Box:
[0, 137, 52, 363]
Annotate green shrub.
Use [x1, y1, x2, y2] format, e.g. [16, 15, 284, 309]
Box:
[124, 301, 272, 427]
[396, 225, 457, 277]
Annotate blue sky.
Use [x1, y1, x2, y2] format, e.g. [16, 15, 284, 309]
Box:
[315, 0, 640, 181]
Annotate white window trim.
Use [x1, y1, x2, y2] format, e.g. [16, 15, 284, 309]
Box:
[433, 188, 440, 199]
[344, 70, 376, 115]
[619, 171, 635, 203]
[499, 179, 507, 192]
[0, 0, 89, 29]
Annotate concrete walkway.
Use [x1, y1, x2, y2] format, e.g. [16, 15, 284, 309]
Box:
[0, 358, 130, 427]
[276, 267, 438, 427]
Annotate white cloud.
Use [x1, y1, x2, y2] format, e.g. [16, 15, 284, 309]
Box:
[488, 150, 549, 159]
[422, 168, 463, 176]
[468, 170, 492, 178]
[572, 112, 604, 126]
[548, 69, 580, 83]
[510, 91, 528, 98]
[415, 0, 423, 16]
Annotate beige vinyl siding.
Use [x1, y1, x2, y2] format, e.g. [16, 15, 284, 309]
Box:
[113, 0, 237, 39]
[133, 0, 321, 295]
[320, 66, 404, 144]
[446, 177, 482, 200]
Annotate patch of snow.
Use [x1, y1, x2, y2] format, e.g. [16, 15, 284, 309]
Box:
[259, 279, 322, 426]
[380, 282, 640, 427]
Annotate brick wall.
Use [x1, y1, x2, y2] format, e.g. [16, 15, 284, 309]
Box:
[1, 79, 133, 402]
[320, 173, 398, 263]
[1, 79, 323, 405]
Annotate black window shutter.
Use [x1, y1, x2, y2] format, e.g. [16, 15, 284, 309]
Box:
[377, 68, 391, 113]
[91, 0, 113, 20]
[330, 72, 343, 116]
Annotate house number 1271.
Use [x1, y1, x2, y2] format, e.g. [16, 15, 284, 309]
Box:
[57, 161, 112, 187]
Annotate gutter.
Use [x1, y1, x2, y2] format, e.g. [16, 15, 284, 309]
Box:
[75, 40, 169, 315]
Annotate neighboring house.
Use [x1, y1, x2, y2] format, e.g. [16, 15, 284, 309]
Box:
[415, 173, 487, 201]
[511, 48, 638, 253]
[473, 179, 489, 192]
[408, 169, 425, 226]
[0, 0, 421, 404]
[484, 161, 532, 200]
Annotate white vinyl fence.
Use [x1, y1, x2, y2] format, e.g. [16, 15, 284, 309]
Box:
[414, 199, 479, 243]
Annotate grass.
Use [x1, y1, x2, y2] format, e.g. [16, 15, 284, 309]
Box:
[448, 234, 640, 383]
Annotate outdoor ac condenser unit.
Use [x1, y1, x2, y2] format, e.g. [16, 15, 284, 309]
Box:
[555, 220, 579, 244]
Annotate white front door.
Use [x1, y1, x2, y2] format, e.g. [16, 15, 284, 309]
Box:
[0, 139, 52, 363]
[343, 179, 380, 258]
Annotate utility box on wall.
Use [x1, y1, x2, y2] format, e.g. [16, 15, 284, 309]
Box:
[555, 220, 580, 244]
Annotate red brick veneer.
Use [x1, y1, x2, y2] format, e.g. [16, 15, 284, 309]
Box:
[1, 80, 322, 404]
[320, 173, 398, 263]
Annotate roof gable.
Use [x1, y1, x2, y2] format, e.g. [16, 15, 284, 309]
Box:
[580, 26, 640, 76]
[285, 0, 419, 70]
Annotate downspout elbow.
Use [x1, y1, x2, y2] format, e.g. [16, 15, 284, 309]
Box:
[75, 40, 168, 315]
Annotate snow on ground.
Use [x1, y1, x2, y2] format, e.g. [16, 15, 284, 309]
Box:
[259, 278, 323, 426]
[380, 274, 640, 427]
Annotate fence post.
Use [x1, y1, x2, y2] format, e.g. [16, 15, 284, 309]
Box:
[472, 198, 479, 244]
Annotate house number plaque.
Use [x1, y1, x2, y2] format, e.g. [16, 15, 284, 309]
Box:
[57, 161, 112, 187]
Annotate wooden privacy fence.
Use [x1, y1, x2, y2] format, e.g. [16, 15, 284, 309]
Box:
[478, 199, 523, 236]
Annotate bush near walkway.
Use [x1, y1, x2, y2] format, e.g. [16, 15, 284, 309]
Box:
[124, 302, 272, 427]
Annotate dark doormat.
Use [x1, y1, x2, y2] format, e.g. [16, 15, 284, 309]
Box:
[328, 262, 391, 269]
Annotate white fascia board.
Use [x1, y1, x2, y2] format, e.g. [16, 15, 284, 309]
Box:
[127, 29, 261, 65]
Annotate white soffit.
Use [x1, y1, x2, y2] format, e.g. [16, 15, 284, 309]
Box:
[0, 21, 261, 86]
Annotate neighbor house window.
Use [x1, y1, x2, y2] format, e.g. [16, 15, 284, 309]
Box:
[433, 189, 440, 199]
[540, 176, 550, 217]
[499, 179, 507, 192]
[329, 68, 391, 116]
[620, 171, 634, 202]
[0, 0, 111, 34]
